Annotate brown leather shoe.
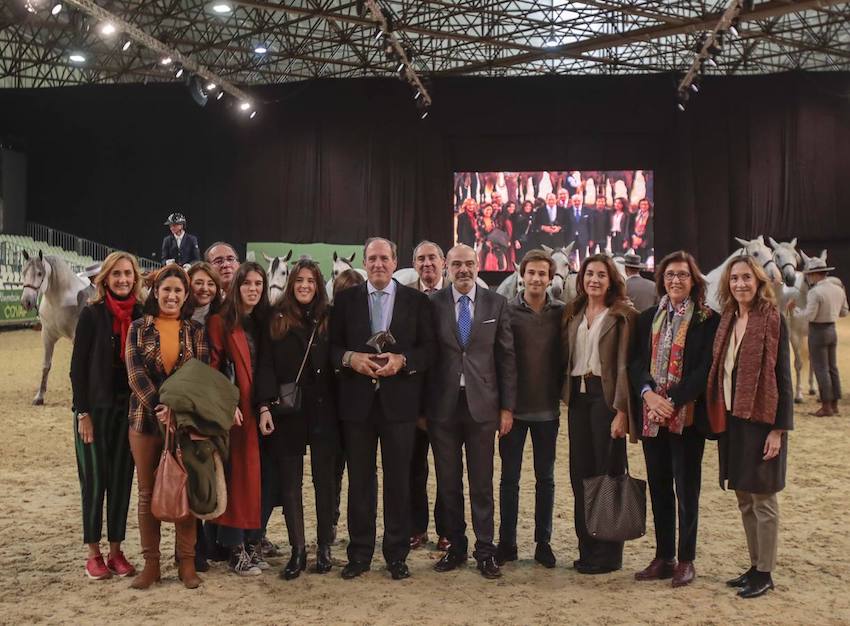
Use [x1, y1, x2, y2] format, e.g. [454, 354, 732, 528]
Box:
[436, 536, 452, 552]
[635, 558, 676, 581]
[831, 401, 840, 415]
[672, 560, 696, 587]
[810, 403, 834, 417]
[409, 532, 429, 550]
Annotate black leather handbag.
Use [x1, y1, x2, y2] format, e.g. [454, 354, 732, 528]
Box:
[583, 442, 647, 542]
[272, 324, 317, 418]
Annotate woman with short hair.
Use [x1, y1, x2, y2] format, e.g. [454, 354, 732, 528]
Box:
[126, 265, 209, 589]
[70, 251, 144, 580]
[706, 255, 793, 599]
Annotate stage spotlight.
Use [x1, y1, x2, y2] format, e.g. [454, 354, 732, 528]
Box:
[69, 52, 86, 63]
[206, 82, 216, 90]
[691, 83, 699, 93]
[706, 57, 717, 67]
[729, 17, 740, 38]
[239, 101, 251, 111]
[161, 56, 173, 65]
[216, 91, 224, 100]
[175, 67, 184, 78]
[122, 40, 131, 51]
[420, 109, 429, 120]
[249, 111, 257, 119]
[51, 3, 62, 16]
[187, 74, 208, 107]
[211, 2, 232, 14]
[414, 89, 421, 100]
[396, 61, 405, 74]
[254, 45, 268, 54]
[99, 22, 116, 36]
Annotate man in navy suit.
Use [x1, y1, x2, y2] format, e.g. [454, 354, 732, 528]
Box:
[567, 194, 591, 265]
[161, 212, 200, 266]
[532, 193, 569, 250]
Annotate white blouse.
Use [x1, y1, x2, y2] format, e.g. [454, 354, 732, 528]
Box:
[571, 309, 609, 377]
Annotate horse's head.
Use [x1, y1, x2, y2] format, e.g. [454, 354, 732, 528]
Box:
[544, 241, 575, 300]
[20, 249, 49, 311]
[768, 237, 801, 287]
[332, 251, 356, 279]
[734, 235, 782, 284]
[263, 250, 292, 304]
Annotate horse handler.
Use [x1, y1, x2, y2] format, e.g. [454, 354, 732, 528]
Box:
[789, 257, 849, 416]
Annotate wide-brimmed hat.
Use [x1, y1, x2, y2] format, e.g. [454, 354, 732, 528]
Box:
[802, 257, 835, 274]
[622, 252, 646, 269]
[164, 212, 187, 226]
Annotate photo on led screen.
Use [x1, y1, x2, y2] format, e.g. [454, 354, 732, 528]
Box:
[453, 171, 655, 272]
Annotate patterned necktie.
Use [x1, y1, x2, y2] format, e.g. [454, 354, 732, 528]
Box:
[370, 290, 385, 334]
[457, 294, 472, 347]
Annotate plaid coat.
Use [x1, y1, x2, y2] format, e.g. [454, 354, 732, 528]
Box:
[125, 314, 209, 434]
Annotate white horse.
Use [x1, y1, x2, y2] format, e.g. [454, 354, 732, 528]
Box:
[20, 250, 94, 405]
[263, 250, 292, 305]
[705, 236, 782, 312]
[325, 251, 368, 300]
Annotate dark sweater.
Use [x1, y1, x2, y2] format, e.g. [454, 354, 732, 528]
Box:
[70, 301, 143, 413]
[508, 293, 564, 420]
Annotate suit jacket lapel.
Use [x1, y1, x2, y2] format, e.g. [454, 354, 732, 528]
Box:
[598, 308, 619, 340]
[355, 283, 372, 342]
[466, 287, 487, 346]
[388, 280, 406, 338]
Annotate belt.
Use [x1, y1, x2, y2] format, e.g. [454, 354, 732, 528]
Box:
[810, 321, 836, 326]
[571, 374, 601, 394]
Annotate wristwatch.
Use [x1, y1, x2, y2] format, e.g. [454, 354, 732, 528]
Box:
[342, 351, 353, 368]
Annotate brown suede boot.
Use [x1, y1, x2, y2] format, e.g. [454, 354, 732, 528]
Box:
[130, 559, 161, 590]
[176, 518, 202, 589]
[810, 403, 833, 417]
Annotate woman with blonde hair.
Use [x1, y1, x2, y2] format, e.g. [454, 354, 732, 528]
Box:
[706, 255, 793, 599]
[70, 251, 144, 580]
[561, 253, 637, 574]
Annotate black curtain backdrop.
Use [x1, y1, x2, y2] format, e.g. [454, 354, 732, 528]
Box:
[0, 72, 847, 284]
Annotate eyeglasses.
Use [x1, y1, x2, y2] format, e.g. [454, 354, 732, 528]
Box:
[664, 271, 691, 282]
[211, 255, 238, 266]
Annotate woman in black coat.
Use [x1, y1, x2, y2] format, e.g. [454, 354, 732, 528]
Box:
[70, 251, 144, 580]
[629, 251, 719, 588]
[256, 258, 339, 579]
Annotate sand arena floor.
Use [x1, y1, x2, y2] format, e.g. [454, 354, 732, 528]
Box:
[0, 320, 849, 625]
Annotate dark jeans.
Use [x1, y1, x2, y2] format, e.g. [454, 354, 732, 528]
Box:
[410, 426, 447, 537]
[567, 377, 626, 570]
[343, 401, 416, 565]
[641, 425, 705, 562]
[429, 391, 497, 561]
[498, 418, 559, 546]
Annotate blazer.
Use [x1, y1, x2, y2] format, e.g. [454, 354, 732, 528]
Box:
[70, 300, 143, 413]
[427, 286, 517, 424]
[532, 205, 569, 248]
[626, 275, 659, 312]
[628, 304, 720, 439]
[330, 280, 435, 423]
[561, 300, 637, 440]
[161, 232, 201, 266]
[567, 207, 592, 246]
[125, 315, 208, 434]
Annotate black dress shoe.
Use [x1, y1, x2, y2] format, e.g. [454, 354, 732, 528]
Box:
[477, 556, 502, 579]
[495, 543, 518, 566]
[534, 543, 557, 569]
[281, 548, 308, 580]
[738, 572, 774, 599]
[726, 567, 756, 588]
[341, 561, 371, 579]
[315, 545, 332, 574]
[194, 556, 210, 573]
[434, 551, 467, 573]
[575, 562, 619, 575]
[387, 560, 410, 580]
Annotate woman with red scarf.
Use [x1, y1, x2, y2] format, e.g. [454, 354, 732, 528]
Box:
[70, 252, 144, 580]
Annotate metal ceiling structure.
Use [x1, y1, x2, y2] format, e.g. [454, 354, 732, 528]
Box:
[1, 0, 849, 90]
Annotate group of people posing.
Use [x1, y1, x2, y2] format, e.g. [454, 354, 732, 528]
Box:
[455, 190, 654, 273]
[72, 236, 799, 601]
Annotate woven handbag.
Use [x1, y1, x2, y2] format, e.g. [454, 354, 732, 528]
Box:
[583, 441, 647, 542]
[151, 414, 192, 523]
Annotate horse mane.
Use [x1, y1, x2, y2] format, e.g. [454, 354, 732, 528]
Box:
[44, 255, 87, 301]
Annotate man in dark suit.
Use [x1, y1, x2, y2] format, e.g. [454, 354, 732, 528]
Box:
[567, 194, 591, 264]
[428, 244, 517, 579]
[330, 237, 435, 581]
[589, 196, 611, 254]
[161, 212, 201, 266]
[532, 193, 568, 250]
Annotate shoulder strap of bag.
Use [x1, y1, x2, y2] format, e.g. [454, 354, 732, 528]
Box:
[293, 323, 318, 385]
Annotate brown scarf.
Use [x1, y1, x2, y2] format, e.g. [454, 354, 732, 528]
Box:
[706, 304, 780, 433]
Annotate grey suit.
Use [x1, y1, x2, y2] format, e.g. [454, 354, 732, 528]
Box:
[626, 274, 659, 312]
[427, 285, 517, 560]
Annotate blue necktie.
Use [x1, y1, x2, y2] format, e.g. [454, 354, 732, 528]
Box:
[457, 294, 472, 348]
[370, 290, 385, 334]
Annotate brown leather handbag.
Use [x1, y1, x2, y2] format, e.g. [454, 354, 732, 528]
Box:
[151, 414, 192, 523]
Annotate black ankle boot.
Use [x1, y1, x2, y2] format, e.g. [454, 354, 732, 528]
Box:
[281, 547, 307, 580]
[316, 544, 332, 574]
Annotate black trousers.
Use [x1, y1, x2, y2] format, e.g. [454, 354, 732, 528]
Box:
[343, 400, 416, 565]
[641, 425, 705, 562]
[809, 322, 841, 402]
[429, 391, 497, 561]
[567, 378, 626, 570]
[410, 427, 447, 537]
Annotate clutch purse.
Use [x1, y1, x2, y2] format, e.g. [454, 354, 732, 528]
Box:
[272, 324, 317, 418]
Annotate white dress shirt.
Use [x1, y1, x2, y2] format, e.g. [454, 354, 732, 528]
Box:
[571, 309, 609, 377]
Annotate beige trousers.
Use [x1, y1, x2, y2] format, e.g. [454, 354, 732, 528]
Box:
[735, 490, 779, 572]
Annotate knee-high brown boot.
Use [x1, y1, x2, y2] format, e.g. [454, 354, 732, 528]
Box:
[176, 517, 202, 589]
[129, 431, 162, 590]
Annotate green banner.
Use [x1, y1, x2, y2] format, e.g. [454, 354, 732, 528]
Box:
[0, 289, 38, 326]
[246, 242, 362, 283]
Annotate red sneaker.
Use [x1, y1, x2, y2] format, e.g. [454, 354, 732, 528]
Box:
[106, 552, 137, 577]
[85, 555, 112, 580]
